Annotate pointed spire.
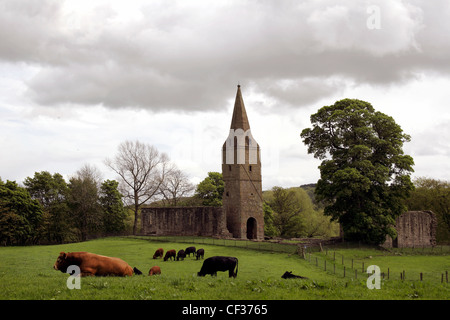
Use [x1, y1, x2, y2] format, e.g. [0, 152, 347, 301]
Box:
[230, 85, 250, 131]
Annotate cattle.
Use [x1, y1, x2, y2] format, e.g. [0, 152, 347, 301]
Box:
[133, 267, 143, 275]
[148, 266, 161, 276]
[53, 252, 135, 277]
[153, 248, 164, 259]
[177, 249, 186, 261]
[281, 271, 308, 279]
[164, 249, 176, 261]
[185, 246, 196, 257]
[196, 248, 205, 260]
[197, 256, 238, 278]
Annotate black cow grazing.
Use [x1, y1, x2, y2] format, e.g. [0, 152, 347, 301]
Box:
[185, 246, 196, 257]
[177, 249, 186, 261]
[164, 249, 176, 261]
[197, 256, 238, 278]
[196, 248, 205, 260]
[281, 271, 308, 279]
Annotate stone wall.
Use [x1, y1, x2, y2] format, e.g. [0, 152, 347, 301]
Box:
[141, 206, 231, 237]
[384, 211, 437, 248]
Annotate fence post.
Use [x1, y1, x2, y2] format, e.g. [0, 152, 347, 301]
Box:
[362, 262, 364, 273]
[420, 273, 423, 281]
[355, 269, 357, 279]
[387, 268, 389, 280]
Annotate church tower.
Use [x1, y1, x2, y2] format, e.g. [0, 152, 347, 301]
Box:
[222, 85, 264, 239]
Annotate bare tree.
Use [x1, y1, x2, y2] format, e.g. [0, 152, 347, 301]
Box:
[159, 166, 195, 206]
[104, 140, 170, 234]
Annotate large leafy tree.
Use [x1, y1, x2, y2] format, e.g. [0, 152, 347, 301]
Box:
[0, 179, 43, 245]
[67, 165, 103, 241]
[99, 180, 128, 234]
[195, 172, 224, 206]
[24, 171, 70, 243]
[301, 99, 414, 244]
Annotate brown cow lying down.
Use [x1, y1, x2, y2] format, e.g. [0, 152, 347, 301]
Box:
[53, 252, 140, 277]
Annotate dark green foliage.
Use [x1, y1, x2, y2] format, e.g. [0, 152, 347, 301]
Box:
[0, 179, 43, 245]
[24, 171, 70, 243]
[194, 172, 224, 206]
[301, 99, 415, 244]
[100, 180, 128, 234]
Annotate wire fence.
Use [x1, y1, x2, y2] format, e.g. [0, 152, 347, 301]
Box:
[302, 245, 450, 283]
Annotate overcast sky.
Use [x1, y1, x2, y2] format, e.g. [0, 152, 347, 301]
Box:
[1, 0, 449, 190]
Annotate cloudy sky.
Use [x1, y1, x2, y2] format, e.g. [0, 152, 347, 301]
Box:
[1, 0, 449, 191]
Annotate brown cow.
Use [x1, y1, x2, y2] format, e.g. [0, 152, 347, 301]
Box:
[153, 248, 164, 259]
[164, 249, 176, 261]
[53, 252, 134, 277]
[148, 266, 161, 276]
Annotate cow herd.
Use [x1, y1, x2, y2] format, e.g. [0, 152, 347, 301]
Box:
[53, 246, 239, 278]
[150, 246, 237, 278]
[152, 246, 204, 262]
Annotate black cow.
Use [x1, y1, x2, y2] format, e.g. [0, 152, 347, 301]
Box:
[197, 256, 238, 278]
[185, 246, 196, 257]
[177, 249, 186, 261]
[196, 248, 205, 260]
[281, 271, 308, 279]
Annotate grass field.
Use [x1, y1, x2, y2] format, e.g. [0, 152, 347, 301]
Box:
[0, 237, 448, 300]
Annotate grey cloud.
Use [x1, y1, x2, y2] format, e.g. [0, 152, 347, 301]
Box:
[2, 0, 449, 112]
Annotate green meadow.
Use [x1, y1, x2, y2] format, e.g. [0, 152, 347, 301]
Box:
[0, 237, 448, 300]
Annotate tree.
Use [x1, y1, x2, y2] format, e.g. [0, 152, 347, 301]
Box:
[99, 180, 128, 234]
[265, 186, 305, 237]
[405, 177, 450, 242]
[105, 140, 170, 234]
[301, 98, 414, 244]
[67, 165, 103, 241]
[24, 171, 70, 243]
[159, 167, 195, 206]
[0, 179, 43, 245]
[194, 172, 224, 206]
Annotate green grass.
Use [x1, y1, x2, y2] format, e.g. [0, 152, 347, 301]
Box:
[0, 237, 448, 300]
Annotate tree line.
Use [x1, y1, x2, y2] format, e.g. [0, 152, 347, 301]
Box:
[0, 140, 195, 245]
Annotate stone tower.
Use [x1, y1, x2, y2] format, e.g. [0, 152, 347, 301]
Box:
[222, 85, 264, 239]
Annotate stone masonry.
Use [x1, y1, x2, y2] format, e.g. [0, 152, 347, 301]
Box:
[141, 85, 264, 240]
[141, 206, 230, 237]
[383, 210, 437, 248]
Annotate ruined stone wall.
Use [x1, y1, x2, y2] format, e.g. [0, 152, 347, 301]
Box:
[384, 211, 437, 248]
[141, 206, 231, 237]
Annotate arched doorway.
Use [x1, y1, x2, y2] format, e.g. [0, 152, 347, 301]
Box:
[246, 217, 257, 239]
